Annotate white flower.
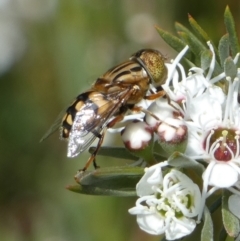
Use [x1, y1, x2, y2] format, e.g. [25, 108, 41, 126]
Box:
[129, 163, 201, 240]
[161, 41, 240, 221]
[112, 40, 240, 225]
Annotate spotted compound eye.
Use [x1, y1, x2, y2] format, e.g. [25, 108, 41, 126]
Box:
[137, 49, 168, 87]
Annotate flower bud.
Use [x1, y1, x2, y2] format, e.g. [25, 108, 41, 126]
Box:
[145, 98, 181, 130]
[121, 120, 155, 165]
[157, 122, 188, 155]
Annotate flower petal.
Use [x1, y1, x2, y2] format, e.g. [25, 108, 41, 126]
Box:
[136, 212, 165, 235]
[204, 163, 238, 188]
[188, 91, 222, 129]
[165, 217, 196, 240]
[136, 165, 163, 196]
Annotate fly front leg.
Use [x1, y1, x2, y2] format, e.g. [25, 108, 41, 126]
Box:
[144, 89, 165, 100]
[130, 105, 161, 123]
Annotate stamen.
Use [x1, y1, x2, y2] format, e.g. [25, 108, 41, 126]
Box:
[197, 161, 216, 221]
[224, 143, 234, 160]
[136, 195, 153, 206]
[181, 100, 186, 113]
[206, 41, 215, 81]
[231, 79, 240, 124]
[209, 142, 220, 160]
[177, 62, 187, 85]
[165, 183, 182, 195]
[171, 67, 180, 89]
[206, 186, 219, 197]
[165, 45, 189, 86]
[235, 135, 240, 157]
[205, 130, 215, 153]
[221, 130, 228, 145]
[223, 77, 233, 124]
[228, 186, 240, 196]
[210, 72, 226, 84]
[233, 53, 240, 64]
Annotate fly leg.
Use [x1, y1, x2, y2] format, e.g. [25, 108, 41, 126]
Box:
[74, 130, 105, 182]
[79, 114, 125, 172]
[80, 130, 106, 172]
[144, 89, 165, 100]
[130, 105, 161, 122]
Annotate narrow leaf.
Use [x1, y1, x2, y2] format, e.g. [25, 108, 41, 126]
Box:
[155, 26, 192, 59]
[89, 146, 138, 160]
[175, 22, 207, 57]
[200, 49, 222, 76]
[218, 34, 230, 67]
[201, 207, 214, 241]
[219, 227, 227, 241]
[201, 49, 212, 71]
[224, 57, 237, 79]
[72, 166, 144, 196]
[188, 14, 210, 43]
[188, 14, 219, 62]
[224, 6, 240, 57]
[209, 196, 222, 214]
[66, 184, 136, 196]
[222, 190, 240, 237]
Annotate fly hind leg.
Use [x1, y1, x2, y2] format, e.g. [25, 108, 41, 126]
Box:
[80, 130, 105, 172]
[79, 114, 125, 172]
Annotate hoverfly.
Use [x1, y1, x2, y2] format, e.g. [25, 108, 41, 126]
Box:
[41, 49, 168, 171]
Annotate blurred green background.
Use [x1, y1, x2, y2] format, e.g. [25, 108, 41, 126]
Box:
[0, 1, 239, 241]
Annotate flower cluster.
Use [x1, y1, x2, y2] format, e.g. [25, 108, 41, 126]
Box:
[128, 163, 201, 240]
[120, 42, 240, 239]
[68, 7, 240, 241]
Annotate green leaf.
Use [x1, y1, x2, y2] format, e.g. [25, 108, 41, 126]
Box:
[224, 57, 237, 79]
[224, 6, 240, 57]
[155, 26, 192, 59]
[188, 14, 220, 63]
[201, 49, 212, 71]
[209, 196, 222, 214]
[219, 228, 227, 241]
[69, 166, 144, 196]
[218, 34, 230, 67]
[222, 190, 240, 237]
[66, 184, 137, 196]
[89, 146, 138, 161]
[168, 152, 205, 176]
[201, 207, 214, 241]
[175, 22, 207, 58]
[200, 49, 222, 76]
[188, 14, 210, 43]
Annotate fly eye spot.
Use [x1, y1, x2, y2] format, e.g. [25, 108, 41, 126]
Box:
[140, 50, 168, 87]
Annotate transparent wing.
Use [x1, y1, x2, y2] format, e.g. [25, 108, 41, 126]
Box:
[40, 108, 66, 142]
[66, 90, 131, 158]
[41, 89, 132, 157]
[67, 110, 103, 157]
